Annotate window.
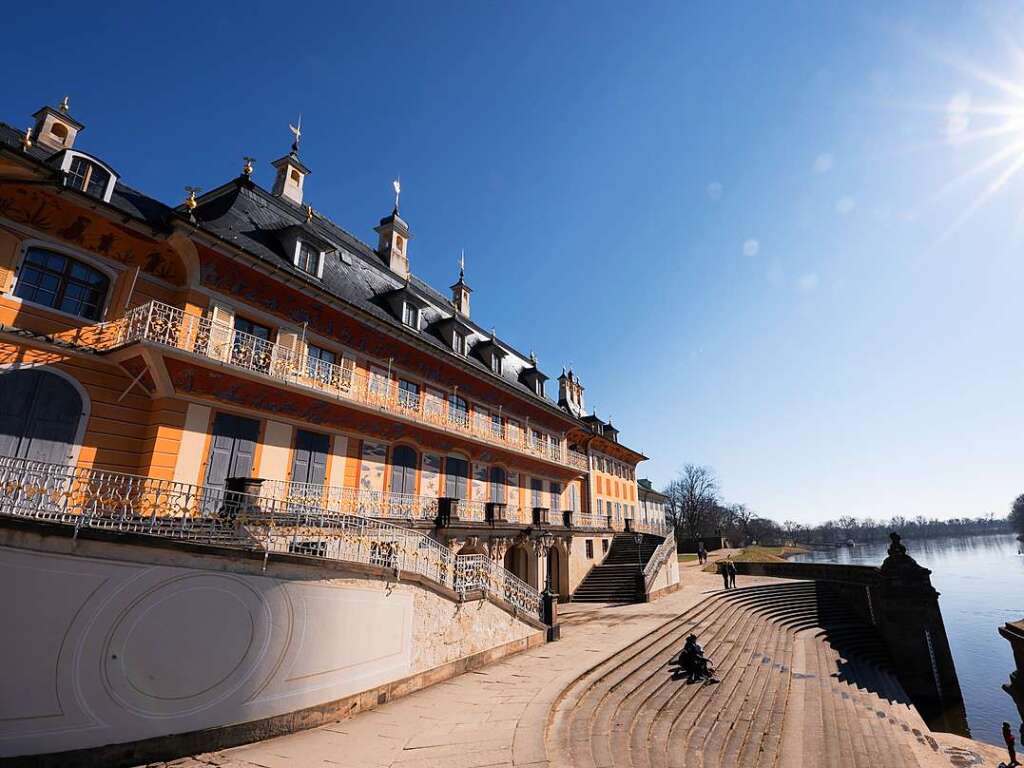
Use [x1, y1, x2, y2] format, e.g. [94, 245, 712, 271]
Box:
[490, 466, 506, 503]
[550, 482, 561, 513]
[65, 156, 110, 199]
[530, 478, 543, 508]
[452, 331, 467, 356]
[398, 379, 420, 409]
[402, 302, 420, 330]
[585, 540, 594, 559]
[14, 248, 109, 320]
[534, 379, 544, 396]
[232, 316, 273, 371]
[602, 539, 610, 553]
[425, 387, 445, 418]
[295, 242, 321, 276]
[490, 353, 502, 374]
[448, 394, 468, 426]
[369, 365, 389, 398]
[597, 499, 604, 515]
[306, 344, 336, 381]
[490, 412, 502, 437]
[50, 123, 68, 143]
[395, 234, 405, 253]
[531, 429, 545, 452]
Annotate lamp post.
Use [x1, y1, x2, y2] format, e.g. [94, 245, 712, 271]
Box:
[634, 531, 643, 572]
[541, 532, 556, 594]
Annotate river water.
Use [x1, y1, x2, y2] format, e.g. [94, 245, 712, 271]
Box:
[791, 533, 1023, 747]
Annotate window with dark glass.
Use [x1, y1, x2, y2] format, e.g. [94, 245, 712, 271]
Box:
[490, 353, 502, 374]
[306, 343, 336, 381]
[490, 412, 502, 437]
[585, 540, 594, 559]
[489, 466, 506, 503]
[452, 331, 466, 356]
[550, 481, 561, 512]
[14, 248, 109, 320]
[231, 316, 273, 371]
[398, 379, 420, 409]
[448, 393, 468, 425]
[296, 242, 320, 275]
[402, 302, 419, 329]
[65, 156, 110, 198]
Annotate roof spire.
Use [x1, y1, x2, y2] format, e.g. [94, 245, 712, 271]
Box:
[288, 114, 302, 155]
[459, 249, 465, 280]
[59, 95, 70, 114]
[392, 177, 401, 214]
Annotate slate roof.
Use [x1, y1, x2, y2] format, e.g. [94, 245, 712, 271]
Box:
[187, 178, 564, 406]
[0, 117, 649, 453]
[0, 122, 174, 229]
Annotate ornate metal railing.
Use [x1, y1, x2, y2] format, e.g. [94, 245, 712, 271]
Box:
[93, 301, 580, 472]
[259, 480, 440, 520]
[455, 554, 540, 618]
[0, 457, 542, 619]
[643, 531, 677, 592]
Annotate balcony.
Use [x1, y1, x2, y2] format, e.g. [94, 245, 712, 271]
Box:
[0, 456, 543, 619]
[94, 302, 589, 473]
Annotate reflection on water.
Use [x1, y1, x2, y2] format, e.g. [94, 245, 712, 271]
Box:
[792, 533, 1023, 747]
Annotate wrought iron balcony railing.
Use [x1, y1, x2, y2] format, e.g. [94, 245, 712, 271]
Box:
[91, 301, 589, 473]
[0, 456, 543, 620]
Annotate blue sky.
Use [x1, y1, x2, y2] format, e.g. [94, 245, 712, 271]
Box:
[4, 1, 1024, 524]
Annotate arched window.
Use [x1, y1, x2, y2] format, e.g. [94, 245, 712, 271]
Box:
[14, 248, 109, 320]
[390, 444, 418, 496]
[489, 466, 506, 503]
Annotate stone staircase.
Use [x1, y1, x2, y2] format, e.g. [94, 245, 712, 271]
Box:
[572, 533, 662, 603]
[549, 581, 939, 767]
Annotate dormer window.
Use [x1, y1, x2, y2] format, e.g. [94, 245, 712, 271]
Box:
[452, 330, 467, 356]
[294, 241, 323, 278]
[52, 150, 118, 203]
[402, 301, 420, 330]
[490, 353, 502, 375]
[534, 379, 544, 396]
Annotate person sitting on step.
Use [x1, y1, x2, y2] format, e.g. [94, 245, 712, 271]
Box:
[677, 634, 718, 684]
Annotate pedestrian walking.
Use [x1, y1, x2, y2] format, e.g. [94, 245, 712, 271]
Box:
[726, 559, 737, 589]
[719, 560, 730, 590]
[697, 542, 707, 565]
[1003, 721, 1019, 767]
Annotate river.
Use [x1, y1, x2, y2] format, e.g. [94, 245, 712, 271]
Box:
[791, 533, 1022, 747]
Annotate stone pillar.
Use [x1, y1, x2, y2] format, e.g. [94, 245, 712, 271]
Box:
[874, 534, 968, 734]
[542, 590, 560, 642]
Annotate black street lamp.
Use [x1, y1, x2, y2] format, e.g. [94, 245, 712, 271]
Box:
[541, 532, 556, 594]
[634, 531, 643, 572]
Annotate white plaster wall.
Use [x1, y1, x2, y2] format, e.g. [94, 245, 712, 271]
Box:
[0, 541, 538, 758]
[647, 548, 681, 596]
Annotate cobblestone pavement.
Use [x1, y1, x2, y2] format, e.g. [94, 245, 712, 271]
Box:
[150, 556, 759, 768]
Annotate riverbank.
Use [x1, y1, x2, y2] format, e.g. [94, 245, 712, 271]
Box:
[699, 544, 809, 572]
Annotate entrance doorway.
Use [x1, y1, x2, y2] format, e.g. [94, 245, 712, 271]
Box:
[0, 368, 83, 465]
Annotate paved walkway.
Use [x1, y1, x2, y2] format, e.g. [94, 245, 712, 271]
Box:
[157, 556, 761, 768]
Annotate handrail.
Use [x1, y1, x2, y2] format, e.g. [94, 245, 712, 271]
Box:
[643, 531, 677, 592]
[0, 456, 543, 619]
[90, 301, 585, 472]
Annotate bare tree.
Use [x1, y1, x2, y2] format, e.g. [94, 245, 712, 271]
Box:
[665, 464, 719, 540]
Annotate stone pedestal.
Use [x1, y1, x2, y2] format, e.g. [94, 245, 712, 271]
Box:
[542, 590, 560, 642]
[874, 534, 968, 735]
[999, 620, 1024, 723]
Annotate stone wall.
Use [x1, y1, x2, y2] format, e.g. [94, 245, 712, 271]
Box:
[0, 521, 543, 762]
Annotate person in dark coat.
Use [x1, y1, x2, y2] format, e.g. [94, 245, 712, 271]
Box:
[727, 559, 738, 589]
[719, 560, 730, 589]
[696, 542, 707, 565]
[1003, 722, 1019, 766]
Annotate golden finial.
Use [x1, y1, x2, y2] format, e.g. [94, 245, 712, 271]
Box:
[242, 156, 254, 178]
[59, 96, 70, 113]
[20, 127, 32, 152]
[305, 204, 314, 223]
[184, 186, 201, 211]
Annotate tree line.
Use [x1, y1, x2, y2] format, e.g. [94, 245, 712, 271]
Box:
[663, 464, 1013, 546]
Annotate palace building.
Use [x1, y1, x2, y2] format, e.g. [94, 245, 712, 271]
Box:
[0, 98, 670, 603]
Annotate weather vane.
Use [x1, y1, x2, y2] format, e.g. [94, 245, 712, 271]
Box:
[458, 249, 465, 279]
[392, 178, 401, 212]
[59, 96, 70, 113]
[184, 186, 201, 211]
[289, 114, 302, 154]
[242, 156, 254, 178]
